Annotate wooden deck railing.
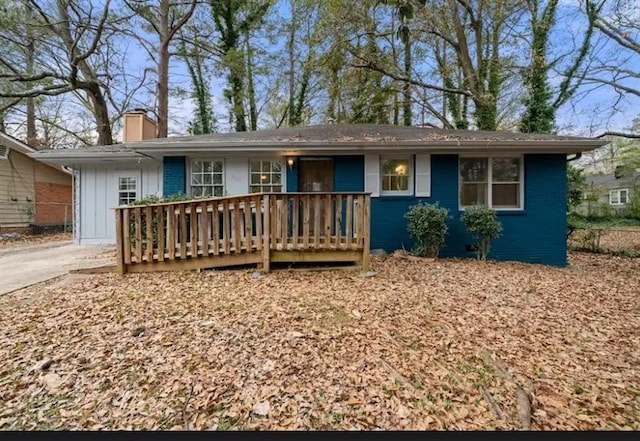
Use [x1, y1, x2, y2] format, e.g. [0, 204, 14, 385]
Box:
[114, 192, 371, 274]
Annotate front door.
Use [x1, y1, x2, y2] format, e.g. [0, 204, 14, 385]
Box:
[299, 159, 334, 192]
[298, 159, 334, 238]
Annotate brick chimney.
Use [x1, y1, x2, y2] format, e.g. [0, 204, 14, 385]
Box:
[122, 108, 157, 142]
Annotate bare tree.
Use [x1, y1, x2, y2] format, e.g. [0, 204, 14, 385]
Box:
[584, 0, 640, 138]
[124, 0, 198, 138]
[0, 0, 119, 145]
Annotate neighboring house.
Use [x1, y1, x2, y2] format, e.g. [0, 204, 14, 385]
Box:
[0, 132, 73, 232]
[33, 112, 607, 266]
[578, 169, 640, 217]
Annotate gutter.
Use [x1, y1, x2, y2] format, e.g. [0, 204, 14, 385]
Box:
[567, 152, 582, 162]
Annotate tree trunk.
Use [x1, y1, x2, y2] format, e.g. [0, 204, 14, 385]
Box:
[157, 42, 170, 138]
[287, 0, 296, 127]
[86, 84, 113, 146]
[246, 39, 257, 131]
[402, 26, 412, 126]
[25, 4, 37, 148]
[156, 0, 170, 138]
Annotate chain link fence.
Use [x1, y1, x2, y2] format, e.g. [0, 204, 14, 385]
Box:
[0, 201, 73, 238]
[569, 226, 640, 257]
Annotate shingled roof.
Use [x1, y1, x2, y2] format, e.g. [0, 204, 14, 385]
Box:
[31, 124, 608, 164]
[130, 124, 599, 146]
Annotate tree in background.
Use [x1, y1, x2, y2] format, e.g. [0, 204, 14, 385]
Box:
[210, 0, 271, 132]
[568, 164, 586, 212]
[124, 0, 198, 138]
[520, 0, 597, 134]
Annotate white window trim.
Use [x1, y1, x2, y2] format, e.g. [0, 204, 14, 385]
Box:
[188, 158, 226, 197]
[380, 155, 414, 196]
[117, 174, 139, 206]
[458, 154, 525, 210]
[248, 158, 285, 193]
[609, 188, 628, 205]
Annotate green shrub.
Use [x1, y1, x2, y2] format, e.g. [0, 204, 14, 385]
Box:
[404, 203, 449, 257]
[461, 205, 503, 261]
[128, 193, 194, 206]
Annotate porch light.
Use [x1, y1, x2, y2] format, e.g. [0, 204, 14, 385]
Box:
[287, 157, 295, 170]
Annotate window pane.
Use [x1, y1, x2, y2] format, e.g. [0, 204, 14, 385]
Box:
[492, 183, 520, 207]
[621, 190, 628, 204]
[271, 162, 281, 173]
[460, 158, 488, 182]
[461, 183, 488, 206]
[492, 158, 520, 182]
[212, 161, 223, 173]
[261, 161, 270, 173]
[381, 159, 409, 176]
[213, 174, 223, 185]
[251, 173, 261, 185]
[272, 173, 281, 184]
[192, 161, 202, 173]
[382, 175, 392, 191]
[213, 187, 223, 197]
[610, 191, 619, 204]
[192, 174, 202, 185]
[273, 185, 282, 192]
[389, 175, 409, 191]
[203, 174, 212, 185]
[250, 161, 261, 173]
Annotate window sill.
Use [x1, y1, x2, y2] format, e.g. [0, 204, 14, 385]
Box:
[378, 194, 415, 201]
[458, 209, 526, 216]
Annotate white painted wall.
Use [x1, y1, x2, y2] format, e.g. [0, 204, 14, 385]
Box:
[77, 162, 162, 244]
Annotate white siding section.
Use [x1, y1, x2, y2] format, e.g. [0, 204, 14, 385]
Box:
[225, 157, 249, 195]
[415, 154, 432, 197]
[364, 154, 380, 197]
[78, 162, 162, 244]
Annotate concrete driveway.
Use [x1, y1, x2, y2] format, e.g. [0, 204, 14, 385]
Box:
[0, 242, 114, 295]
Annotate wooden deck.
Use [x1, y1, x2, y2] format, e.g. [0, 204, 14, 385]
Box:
[114, 192, 371, 274]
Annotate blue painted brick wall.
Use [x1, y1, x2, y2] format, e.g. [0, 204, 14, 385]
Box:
[286, 162, 298, 192]
[163, 153, 567, 266]
[368, 154, 568, 266]
[163, 156, 186, 196]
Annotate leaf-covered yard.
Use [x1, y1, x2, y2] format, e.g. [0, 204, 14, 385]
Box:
[0, 252, 638, 430]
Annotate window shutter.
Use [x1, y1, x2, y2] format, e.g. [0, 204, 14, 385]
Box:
[364, 154, 380, 197]
[415, 154, 431, 197]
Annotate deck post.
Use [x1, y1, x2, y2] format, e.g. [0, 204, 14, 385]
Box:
[361, 194, 371, 272]
[115, 208, 126, 275]
[262, 194, 271, 272]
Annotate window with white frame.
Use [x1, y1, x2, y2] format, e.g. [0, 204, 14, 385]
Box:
[609, 188, 628, 205]
[459, 156, 523, 209]
[249, 160, 283, 193]
[118, 177, 137, 205]
[380, 157, 412, 195]
[191, 160, 224, 197]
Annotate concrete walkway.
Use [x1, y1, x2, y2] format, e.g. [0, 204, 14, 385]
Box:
[0, 242, 114, 295]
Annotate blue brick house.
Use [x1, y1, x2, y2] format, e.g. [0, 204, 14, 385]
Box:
[33, 121, 607, 266]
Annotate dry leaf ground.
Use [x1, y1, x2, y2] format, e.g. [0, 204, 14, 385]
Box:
[0, 232, 72, 250]
[0, 252, 638, 430]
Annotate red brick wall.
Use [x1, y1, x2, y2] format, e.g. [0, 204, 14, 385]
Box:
[34, 182, 72, 225]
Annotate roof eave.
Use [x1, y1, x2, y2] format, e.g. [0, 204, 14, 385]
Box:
[29, 151, 150, 165]
[133, 139, 607, 156]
